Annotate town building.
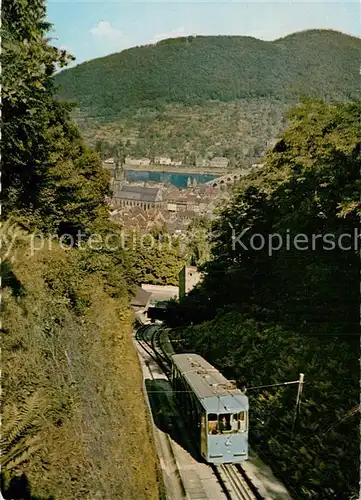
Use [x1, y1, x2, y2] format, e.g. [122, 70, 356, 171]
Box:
[113, 184, 163, 210]
[124, 157, 151, 166]
[154, 156, 172, 165]
[167, 202, 177, 212]
[179, 266, 203, 298]
[141, 284, 179, 303]
[109, 182, 229, 234]
[210, 156, 229, 169]
[103, 158, 115, 164]
[266, 139, 277, 149]
[195, 157, 210, 168]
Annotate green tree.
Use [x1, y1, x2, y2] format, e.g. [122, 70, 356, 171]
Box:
[198, 100, 360, 334]
[2, 0, 70, 215]
[167, 100, 360, 498]
[185, 217, 213, 266]
[1, 1, 160, 497]
[2, 0, 110, 236]
[129, 230, 185, 286]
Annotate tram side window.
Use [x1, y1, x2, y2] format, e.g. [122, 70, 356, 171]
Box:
[219, 414, 232, 433]
[208, 414, 218, 434]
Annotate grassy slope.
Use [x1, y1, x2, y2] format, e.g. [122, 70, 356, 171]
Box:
[2, 231, 160, 499]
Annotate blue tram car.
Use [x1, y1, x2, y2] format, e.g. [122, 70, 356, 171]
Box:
[171, 353, 248, 464]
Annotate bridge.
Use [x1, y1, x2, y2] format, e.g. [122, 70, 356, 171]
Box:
[206, 165, 263, 188]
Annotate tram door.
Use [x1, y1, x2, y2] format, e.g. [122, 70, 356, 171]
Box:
[200, 414, 207, 458]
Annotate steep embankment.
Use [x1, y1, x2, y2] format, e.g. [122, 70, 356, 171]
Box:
[54, 30, 361, 166]
[2, 0, 161, 498]
[2, 228, 160, 499]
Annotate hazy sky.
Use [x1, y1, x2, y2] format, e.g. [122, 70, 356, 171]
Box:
[46, 1, 360, 65]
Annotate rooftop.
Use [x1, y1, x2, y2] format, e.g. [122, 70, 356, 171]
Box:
[115, 185, 162, 203]
[172, 353, 248, 412]
[131, 286, 152, 307]
[141, 283, 179, 302]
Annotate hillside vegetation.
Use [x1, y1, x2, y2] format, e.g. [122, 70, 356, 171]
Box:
[2, 224, 160, 499]
[76, 99, 288, 168]
[56, 30, 360, 116]
[167, 99, 360, 499]
[1, 1, 160, 498]
[55, 30, 361, 166]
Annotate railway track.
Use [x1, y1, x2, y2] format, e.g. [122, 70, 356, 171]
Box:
[215, 464, 259, 500]
[136, 324, 171, 373]
[136, 324, 261, 500]
[136, 325, 188, 499]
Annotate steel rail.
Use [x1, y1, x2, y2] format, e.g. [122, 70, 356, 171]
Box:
[218, 464, 257, 500]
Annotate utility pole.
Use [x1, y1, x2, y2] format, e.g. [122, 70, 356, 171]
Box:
[243, 374, 306, 435]
[292, 373, 304, 434]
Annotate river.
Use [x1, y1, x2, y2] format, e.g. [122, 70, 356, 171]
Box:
[124, 169, 217, 189]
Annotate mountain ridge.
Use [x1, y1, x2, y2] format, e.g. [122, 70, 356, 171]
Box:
[55, 29, 361, 120]
[54, 29, 361, 166]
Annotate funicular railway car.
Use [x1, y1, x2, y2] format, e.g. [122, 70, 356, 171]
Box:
[171, 353, 248, 464]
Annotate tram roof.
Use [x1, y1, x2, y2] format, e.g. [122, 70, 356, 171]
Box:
[171, 353, 248, 413]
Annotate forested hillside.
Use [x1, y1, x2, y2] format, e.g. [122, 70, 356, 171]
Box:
[56, 30, 360, 116]
[166, 99, 360, 499]
[1, 1, 160, 498]
[54, 29, 361, 166]
[76, 99, 288, 168]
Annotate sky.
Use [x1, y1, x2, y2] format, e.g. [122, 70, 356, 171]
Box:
[46, 0, 360, 66]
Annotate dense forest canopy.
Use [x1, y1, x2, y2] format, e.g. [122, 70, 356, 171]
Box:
[55, 30, 361, 119]
[167, 99, 360, 499]
[76, 99, 288, 168]
[54, 29, 361, 167]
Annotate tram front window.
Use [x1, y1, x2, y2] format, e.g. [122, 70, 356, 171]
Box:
[208, 414, 218, 434]
[218, 414, 232, 433]
[226, 412, 248, 433]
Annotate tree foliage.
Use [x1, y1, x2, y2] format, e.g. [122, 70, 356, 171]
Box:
[186, 100, 360, 334]
[167, 100, 360, 498]
[55, 30, 361, 120]
[1, 0, 109, 236]
[128, 229, 186, 286]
